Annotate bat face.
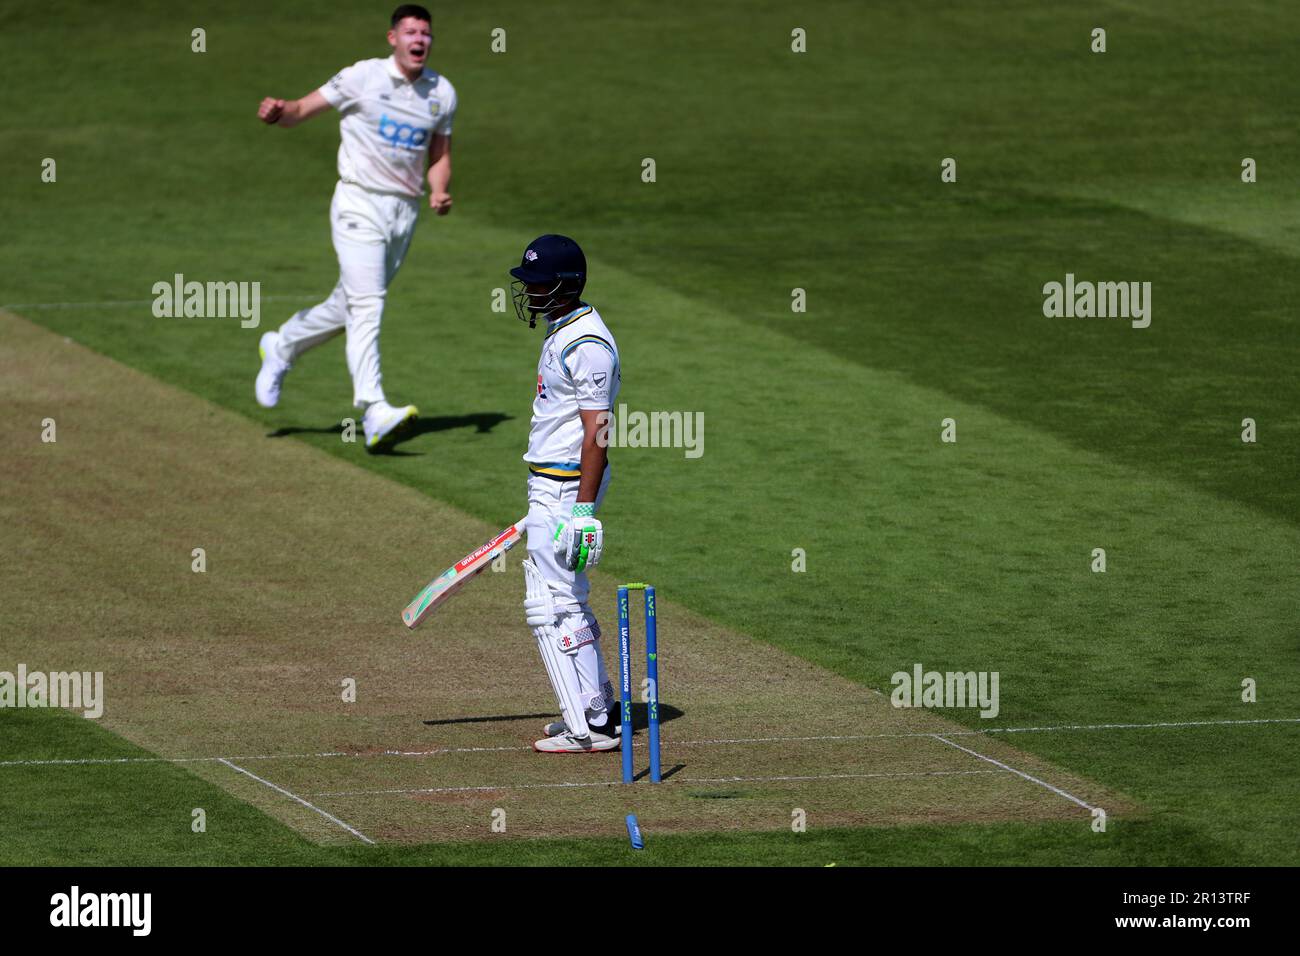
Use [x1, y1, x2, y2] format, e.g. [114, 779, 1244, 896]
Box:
[401, 520, 526, 628]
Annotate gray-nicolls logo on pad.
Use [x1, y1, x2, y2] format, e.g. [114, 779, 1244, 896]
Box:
[50, 886, 151, 936]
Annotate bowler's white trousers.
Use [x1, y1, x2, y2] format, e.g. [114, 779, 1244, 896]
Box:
[274, 180, 419, 408]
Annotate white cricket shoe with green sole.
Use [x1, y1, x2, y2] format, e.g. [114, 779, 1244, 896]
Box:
[363, 400, 419, 453]
[255, 331, 292, 408]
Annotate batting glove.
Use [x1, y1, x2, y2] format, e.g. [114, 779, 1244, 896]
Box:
[554, 504, 604, 572]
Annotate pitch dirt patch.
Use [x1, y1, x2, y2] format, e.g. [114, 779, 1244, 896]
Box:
[0, 311, 1134, 846]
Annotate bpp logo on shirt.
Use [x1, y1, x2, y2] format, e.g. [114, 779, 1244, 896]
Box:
[378, 113, 429, 150]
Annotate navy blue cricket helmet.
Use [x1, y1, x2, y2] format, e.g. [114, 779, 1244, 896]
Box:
[509, 234, 587, 327]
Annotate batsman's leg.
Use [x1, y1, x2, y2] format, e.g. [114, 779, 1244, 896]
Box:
[524, 559, 588, 734]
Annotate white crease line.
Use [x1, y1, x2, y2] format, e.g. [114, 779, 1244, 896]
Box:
[3, 717, 1295, 768]
[0, 747, 526, 767]
[0, 756, 201, 767]
[929, 735, 1096, 812]
[0, 751, 352, 767]
[665, 716, 1300, 748]
[218, 757, 375, 845]
[670, 769, 996, 786]
[977, 718, 1300, 734]
[311, 768, 1000, 798]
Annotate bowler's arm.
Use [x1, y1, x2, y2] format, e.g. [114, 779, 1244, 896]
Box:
[576, 409, 609, 505]
[427, 133, 453, 214]
[257, 90, 332, 128]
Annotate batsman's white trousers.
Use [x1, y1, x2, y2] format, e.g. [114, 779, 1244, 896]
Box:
[525, 466, 612, 614]
[275, 180, 419, 408]
[526, 466, 615, 719]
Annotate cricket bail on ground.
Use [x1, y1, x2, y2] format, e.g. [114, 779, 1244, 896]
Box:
[619, 583, 661, 783]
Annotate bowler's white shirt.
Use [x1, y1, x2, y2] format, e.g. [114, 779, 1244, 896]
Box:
[318, 55, 456, 198]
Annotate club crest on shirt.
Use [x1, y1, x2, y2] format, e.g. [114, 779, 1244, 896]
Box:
[428, 99, 441, 118]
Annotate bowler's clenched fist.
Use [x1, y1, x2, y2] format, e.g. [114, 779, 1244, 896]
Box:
[258, 97, 286, 124]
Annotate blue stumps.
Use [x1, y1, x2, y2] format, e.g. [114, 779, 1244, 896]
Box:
[625, 813, 645, 849]
[644, 585, 661, 783]
[617, 583, 662, 784]
[618, 585, 633, 784]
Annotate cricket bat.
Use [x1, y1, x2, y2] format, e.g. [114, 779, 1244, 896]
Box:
[401, 518, 527, 628]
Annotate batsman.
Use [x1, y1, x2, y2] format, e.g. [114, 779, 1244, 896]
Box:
[511, 236, 623, 754]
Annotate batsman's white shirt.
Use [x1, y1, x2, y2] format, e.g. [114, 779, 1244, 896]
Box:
[525, 304, 620, 479]
[318, 55, 456, 197]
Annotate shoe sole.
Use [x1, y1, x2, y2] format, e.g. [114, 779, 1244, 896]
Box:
[365, 406, 419, 454]
[533, 739, 621, 754]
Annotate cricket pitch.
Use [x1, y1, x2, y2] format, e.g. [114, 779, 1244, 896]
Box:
[0, 310, 1132, 846]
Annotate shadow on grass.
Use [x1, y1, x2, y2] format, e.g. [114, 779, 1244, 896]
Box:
[266, 412, 514, 453]
[423, 712, 556, 727]
[422, 703, 684, 731]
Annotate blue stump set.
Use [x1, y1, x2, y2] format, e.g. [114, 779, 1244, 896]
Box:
[617, 583, 661, 783]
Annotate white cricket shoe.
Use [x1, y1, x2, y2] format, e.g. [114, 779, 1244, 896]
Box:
[543, 715, 621, 737]
[534, 728, 620, 754]
[362, 400, 419, 453]
[255, 331, 292, 408]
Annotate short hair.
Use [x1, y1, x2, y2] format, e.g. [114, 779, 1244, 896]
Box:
[391, 4, 431, 28]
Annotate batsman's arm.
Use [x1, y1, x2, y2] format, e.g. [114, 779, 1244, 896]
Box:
[576, 408, 609, 505]
[257, 90, 332, 128]
[427, 133, 453, 214]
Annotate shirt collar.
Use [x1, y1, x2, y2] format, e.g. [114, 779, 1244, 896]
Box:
[545, 303, 591, 336]
[385, 55, 433, 85]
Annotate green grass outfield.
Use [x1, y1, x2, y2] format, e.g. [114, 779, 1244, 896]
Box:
[1, 0, 1297, 864]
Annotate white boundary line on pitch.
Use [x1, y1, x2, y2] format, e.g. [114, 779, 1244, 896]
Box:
[309, 768, 1001, 798]
[928, 735, 1097, 812]
[218, 758, 374, 845]
[1, 716, 1295, 769]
